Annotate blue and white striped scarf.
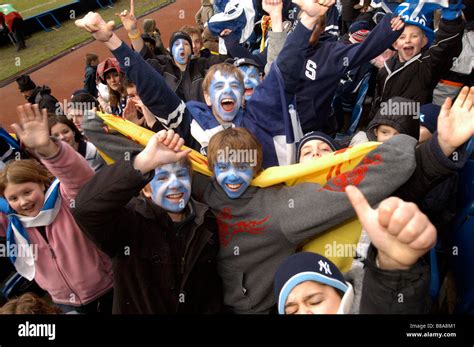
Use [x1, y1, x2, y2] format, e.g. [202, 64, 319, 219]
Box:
[0, 179, 61, 280]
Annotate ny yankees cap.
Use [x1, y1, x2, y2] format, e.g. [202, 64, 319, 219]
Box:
[274, 252, 349, 314]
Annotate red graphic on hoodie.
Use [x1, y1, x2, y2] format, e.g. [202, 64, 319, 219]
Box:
[323, 154, 383, 192]
[217, 207, 270, 247]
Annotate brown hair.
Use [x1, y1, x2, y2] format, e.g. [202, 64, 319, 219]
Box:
[202, 63, 244, 95]
[0, 159, 53, 196]
[309, 15, 326, 47]
[85, 53, 99, 66]
[143, 18, 157, 34]
[0, 293, 62, 314]
[180, 25, 202, 39]
[207, 127, 263, 175]
[48, 114, 84, 143]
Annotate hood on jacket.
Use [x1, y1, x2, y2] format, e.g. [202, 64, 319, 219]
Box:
[366, 97, 420, 141]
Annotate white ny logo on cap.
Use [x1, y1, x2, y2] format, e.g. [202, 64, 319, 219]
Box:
[318, 260, 332, 275]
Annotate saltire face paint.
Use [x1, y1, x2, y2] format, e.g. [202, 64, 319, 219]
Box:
[151, 162, 191, 212]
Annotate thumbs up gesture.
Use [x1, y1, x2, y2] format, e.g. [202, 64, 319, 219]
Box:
[345, 186, 436, 270]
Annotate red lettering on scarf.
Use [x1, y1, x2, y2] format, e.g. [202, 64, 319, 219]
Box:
[217, 207, 269, 247]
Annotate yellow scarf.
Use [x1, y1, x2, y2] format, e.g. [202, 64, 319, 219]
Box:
[96, 112, 380, 272]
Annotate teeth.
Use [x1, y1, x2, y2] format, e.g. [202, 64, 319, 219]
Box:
[222, 99, 234, 103]
[166, 193, 183, 199]
[226, 183, 241, 190]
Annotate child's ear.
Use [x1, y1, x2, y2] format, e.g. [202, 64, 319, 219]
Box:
[204, 92, 212, 106]
[142, 183, 152, 198]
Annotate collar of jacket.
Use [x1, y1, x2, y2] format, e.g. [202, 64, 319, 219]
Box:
[384, 52, 423, 75]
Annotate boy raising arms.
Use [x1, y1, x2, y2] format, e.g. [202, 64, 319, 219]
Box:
[370, 0, 465, 118]
[75, 0, 335, 168]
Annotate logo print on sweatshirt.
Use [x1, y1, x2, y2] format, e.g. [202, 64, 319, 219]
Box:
[216, 207, 269, 247]
[322, 154, 383, 192]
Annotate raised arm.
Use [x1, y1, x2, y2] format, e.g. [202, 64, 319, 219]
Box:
[11, 104, 94, 201]
[346, 186, 434, 313]
[424, 3, 465, 85]
[246, 0, 335, 125]
[395, 87, 474, 203]
[334, 14, 405, 75]
[73, 130, 190, 256]
[117, 0, 144, 53]
[275, 134, 417, 245]
[75, 12, 191, 133]
[263, 0, 287, 75]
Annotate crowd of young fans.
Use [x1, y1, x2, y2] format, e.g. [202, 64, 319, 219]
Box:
[0, 0, 473, 315]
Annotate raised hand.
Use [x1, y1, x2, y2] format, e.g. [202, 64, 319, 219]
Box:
[390, 16, 405, 31]
[117, 0, 138, 34]
[292, 0, 336, 18]
[12, 104, 59, 157]
[123, 98, 145, 126]
[129, 96, 157, 128]
[346, 185, 436, 270]
[133, 130, 192, 174]
[75, 11, 115, 42]
[262, 0, 284, 16]
[437, 86, 474, 157]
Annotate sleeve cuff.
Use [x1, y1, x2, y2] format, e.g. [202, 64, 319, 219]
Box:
[430, 132, 468, 170]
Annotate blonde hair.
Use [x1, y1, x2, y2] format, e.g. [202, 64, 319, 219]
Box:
[0, 159, 53, 196]
[0, 293, 62, 314]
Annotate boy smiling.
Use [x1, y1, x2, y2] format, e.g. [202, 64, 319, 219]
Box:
[370, 0, 465, 118]
[190, 126, 417, 313]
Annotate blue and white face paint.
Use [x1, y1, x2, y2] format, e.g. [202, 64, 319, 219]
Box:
[238, 65, 260, 101]
[209, 71, 244, 122]
[150, 162, 191, 213]
[214, 162, 253, 199]
[172, 39, 192, 65]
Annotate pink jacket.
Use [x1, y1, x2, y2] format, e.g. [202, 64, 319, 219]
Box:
[1, 141, 113, 306]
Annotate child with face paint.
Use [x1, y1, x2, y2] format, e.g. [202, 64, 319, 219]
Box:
[72, 130, 223, 314]
[75, 0, 338, 168]
[169, 125, 419, 313]
[275, 187, 435, 314]
[233, 58, 263, 101]
[116, 0, 224, 104]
